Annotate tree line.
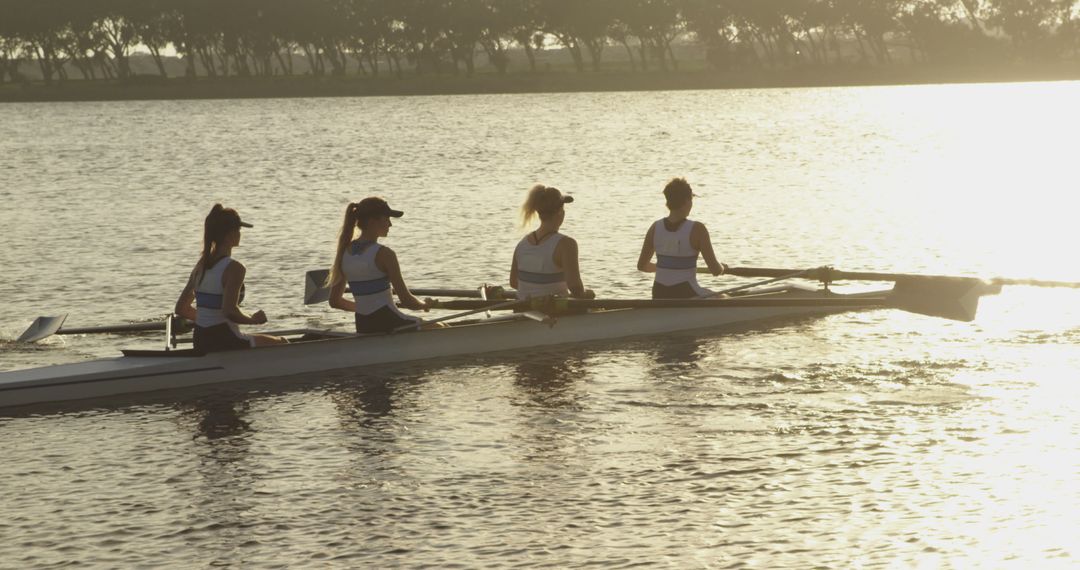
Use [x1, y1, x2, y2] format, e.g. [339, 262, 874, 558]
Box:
[1, 0, 1078, 85]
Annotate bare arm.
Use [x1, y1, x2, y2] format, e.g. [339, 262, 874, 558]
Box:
[509, 254, 519, 290]
[173, 265, 199, 322]
[328, 278, 356, 312]
[557, 237, 595, 299]
[691, 222, 727, 276]
[377, 247, 427, 311]
[222, 262, 267, 325]
[637, 225, 656, 273]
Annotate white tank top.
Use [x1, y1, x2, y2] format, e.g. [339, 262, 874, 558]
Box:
[514, 233, 569, 299]
[196, 257, 233, 328]
[653, 218, 711, 296]
[342, 240, 412, 318]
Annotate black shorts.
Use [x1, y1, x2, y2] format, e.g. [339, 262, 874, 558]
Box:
[652, 281, 699, 299]
[193, 323, 251, 353]
[356, 306, 421, 334]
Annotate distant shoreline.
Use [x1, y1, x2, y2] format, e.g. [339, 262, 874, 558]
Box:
[3, 63, 1079, 103]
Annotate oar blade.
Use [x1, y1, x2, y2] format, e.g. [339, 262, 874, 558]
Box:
[17, 315, 68, 343]
[887, 277, 989, 322]
[305, 269, 332, 305]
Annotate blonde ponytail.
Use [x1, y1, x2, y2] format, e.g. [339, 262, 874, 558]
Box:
[327, 202, 362, 288]
[519, 184, 572, 228]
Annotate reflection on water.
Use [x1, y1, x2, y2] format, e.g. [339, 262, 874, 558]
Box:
[511, 355, 585, 410]
[646, 333, 708, 377]
[331, 377, 397, 424]
[182, 397, 254, 442]
[176, 395, 258, 566]
[2, 83, 1080, 567]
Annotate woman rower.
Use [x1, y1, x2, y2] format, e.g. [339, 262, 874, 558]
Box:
[175, 204, 287, 352]
[637, 177, 728, 299]
[510, 184, 595, 300]
[327, 197, 429, 333]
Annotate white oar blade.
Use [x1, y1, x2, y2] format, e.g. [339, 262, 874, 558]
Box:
[520, 311, 557, 327]
[304, 269, 332, 305]
[17, 315, 68, 343]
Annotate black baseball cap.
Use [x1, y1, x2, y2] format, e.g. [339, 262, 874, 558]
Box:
[209, 205, 253, 229]
[225, 210, 254, 228]
[356, 197, 404, 219]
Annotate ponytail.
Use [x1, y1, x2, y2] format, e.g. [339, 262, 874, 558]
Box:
[327, 202, 362, 288]
[519, 184, 567, 227]
[196, 204, 227, 286]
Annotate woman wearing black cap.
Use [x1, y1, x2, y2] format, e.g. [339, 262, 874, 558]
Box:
[174, 204, 288, 352]
[510, 184, 595, 300]
[637, 177, 728, 299]
[327, 197, 429, 333]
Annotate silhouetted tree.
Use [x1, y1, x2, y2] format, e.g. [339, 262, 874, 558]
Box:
[681, 0, 736, 69]
[0, 0, 1078, 83]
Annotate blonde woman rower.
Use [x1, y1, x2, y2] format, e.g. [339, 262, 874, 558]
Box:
[510, 184, 595, 300]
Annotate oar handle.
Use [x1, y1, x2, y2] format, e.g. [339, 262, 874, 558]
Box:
[413, 286, 515, 299]
[304, 268, 516, 304]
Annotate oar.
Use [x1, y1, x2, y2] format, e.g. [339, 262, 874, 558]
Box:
[429, 296, 888, 311]
[303, 269, 514, 305]
[17, 315, 68, 343]
[393, 298, 527, 332]
[700, 265, 995, 322]
[703, 265, 989, 285]
[705, 265, 1080, 290]
[429, 290, 981, 322]
[988, 277, 1080, 289]
[709, 269, 814, 297]
[17, 316, 176, 344]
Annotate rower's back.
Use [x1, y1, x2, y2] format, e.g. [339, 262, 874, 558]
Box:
[195, 257, 234, 329]
[342, 240, 393, 314]
[514, 233, 568, 299]
[652, 219, 710, 299]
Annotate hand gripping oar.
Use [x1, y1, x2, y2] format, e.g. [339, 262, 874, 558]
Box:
[304, 268, 514, 305]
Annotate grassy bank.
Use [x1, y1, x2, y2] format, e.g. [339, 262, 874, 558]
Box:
[3, 62, 1079, 103]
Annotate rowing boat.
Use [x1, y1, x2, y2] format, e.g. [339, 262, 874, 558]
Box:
[0, 284, 912, 409]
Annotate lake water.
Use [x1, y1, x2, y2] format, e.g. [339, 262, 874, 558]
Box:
[2, 82, 1080, 568]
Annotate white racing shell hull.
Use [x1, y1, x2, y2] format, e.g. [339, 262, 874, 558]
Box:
[0, 292, 881, 409]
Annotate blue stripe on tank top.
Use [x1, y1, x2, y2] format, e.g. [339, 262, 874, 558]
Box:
[656, 254, 698, 270]
[349, 277, 391, 295]
[195, 292, 223, 309]
[518, 270, 566, 284]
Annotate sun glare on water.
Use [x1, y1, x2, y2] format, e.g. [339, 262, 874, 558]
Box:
[845, 81, 1080, 284]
